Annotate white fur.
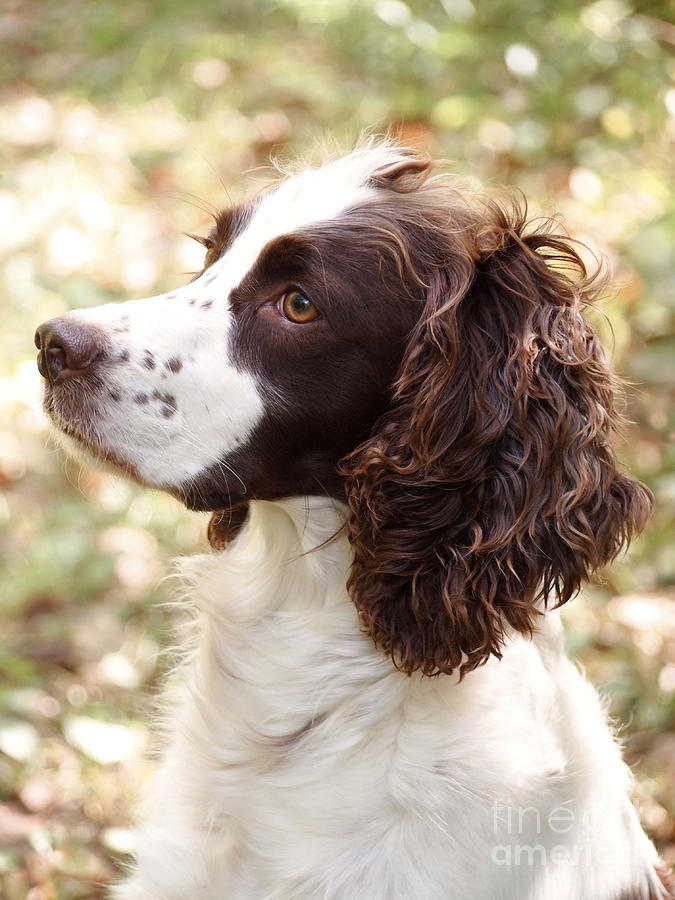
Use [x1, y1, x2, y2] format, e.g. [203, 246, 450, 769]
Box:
[113, 498, 664, 900]
[67, 291, 263, 488]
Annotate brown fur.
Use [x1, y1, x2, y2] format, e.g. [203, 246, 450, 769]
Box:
[209, 152, 652, 679]
[341, 156, 652, 676]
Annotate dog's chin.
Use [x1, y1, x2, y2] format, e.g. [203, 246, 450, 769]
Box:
[47, 420, 148, 489]
[47, 412, 247, 513]
[42, 385, 140, 483]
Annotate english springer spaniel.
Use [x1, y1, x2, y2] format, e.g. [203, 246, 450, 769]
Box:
[35, 143, 673, 900]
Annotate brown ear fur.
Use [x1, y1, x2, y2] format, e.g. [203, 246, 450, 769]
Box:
[369, 151, 433, 193]
[208, 502, 249, 550]
[343, 192, 652, 677]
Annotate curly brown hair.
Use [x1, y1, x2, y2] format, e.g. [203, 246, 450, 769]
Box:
[207, 150, 652, 678]
[340, 153, 652, 677]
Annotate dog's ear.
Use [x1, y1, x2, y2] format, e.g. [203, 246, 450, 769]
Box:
[342, 202, 652, 677]
[369, 151, 432, 193]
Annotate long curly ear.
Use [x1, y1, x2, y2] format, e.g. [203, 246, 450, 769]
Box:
[343, 201, 652, 677]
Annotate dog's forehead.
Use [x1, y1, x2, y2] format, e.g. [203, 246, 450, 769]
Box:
[202, 147, 402, 291]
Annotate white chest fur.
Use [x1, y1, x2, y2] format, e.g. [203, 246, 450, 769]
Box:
[114, 498, 662, 900]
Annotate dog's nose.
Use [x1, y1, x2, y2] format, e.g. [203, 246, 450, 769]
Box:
[35, 317, 105, 384]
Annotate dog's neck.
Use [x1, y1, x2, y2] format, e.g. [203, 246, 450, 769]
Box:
[175, 498, 401, 754]
[184, 497, 357, 618]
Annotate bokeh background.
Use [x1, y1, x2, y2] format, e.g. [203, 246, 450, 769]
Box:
[1, 0, 674, 895]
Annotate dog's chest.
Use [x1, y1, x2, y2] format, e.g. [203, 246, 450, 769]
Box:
[137, 501, 653, 900]
[174, 550, 559, 868]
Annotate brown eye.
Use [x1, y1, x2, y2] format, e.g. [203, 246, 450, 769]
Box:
[280, 290, 319, 324]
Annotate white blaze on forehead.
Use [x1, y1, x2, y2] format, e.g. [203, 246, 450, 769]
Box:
[198, 144, 405, 293]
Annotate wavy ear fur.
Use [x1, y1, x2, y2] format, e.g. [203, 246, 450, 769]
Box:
[343, 189, 652, 677]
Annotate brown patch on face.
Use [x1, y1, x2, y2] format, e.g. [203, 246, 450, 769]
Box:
[134, 392, 148, 404]
[108, 389, 121, 401]
[142, 350, 155, 370]
[181, 224, 423, 510]
[200, 300, 214, 310]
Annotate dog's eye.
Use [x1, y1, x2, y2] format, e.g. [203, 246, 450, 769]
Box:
[280, 291, 319, 324]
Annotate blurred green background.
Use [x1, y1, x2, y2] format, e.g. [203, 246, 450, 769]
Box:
[1, 0, 674, 895]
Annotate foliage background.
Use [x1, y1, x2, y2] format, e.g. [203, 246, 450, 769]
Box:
[1, 0, 674, 895]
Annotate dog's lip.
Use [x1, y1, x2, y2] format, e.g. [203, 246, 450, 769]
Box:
[43, 395, 143, 483]
[48, 411, 105, 459]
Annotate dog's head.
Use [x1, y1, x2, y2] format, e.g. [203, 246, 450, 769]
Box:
[36, 143, 651, 675]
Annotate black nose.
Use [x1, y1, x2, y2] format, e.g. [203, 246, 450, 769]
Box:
[35, 317, 105, 384]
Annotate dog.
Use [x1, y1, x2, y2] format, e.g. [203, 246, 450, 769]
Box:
[35, 142, 674, 899]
